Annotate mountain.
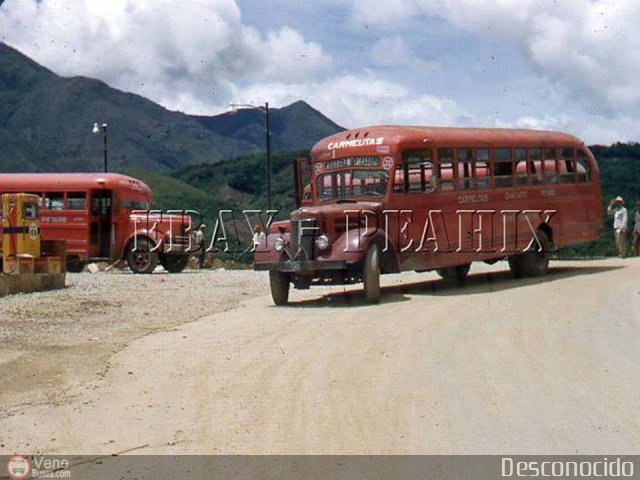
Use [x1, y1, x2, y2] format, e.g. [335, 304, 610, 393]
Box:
[192, 100, 343, 153]
[0, 42, 343, 173]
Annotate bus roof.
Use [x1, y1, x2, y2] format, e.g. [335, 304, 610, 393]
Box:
[0, 173, 152, 195]
[312, 125, 585, 158]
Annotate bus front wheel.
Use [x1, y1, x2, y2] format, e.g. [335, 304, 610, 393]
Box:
[363, 243, 381, 303]
[270, 271, 291, 306]
[127, 238, 159, 274]
[161, 254, 189, 273]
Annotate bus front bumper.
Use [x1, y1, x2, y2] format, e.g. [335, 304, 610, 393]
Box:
[254, 259, 348, 274]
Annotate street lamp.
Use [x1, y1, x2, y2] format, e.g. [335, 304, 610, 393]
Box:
[227, 102, 272, 210]
[92, 122, 108, 173]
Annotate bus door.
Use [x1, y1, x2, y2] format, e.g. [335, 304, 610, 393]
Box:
[90, 189, 113, 258]
[294, 157, 314, 207]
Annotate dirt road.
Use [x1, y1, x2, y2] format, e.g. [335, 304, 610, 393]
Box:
[0, 259, 638, 454]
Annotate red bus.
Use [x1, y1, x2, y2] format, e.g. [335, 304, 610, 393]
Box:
[0, 173, 193, 273]
[255, 126, 602, 304]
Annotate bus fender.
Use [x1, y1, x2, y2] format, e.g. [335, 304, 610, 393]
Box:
[537, 223, 554, 249]
[331, 228, 399, 273]
[121, 232, 159, 259]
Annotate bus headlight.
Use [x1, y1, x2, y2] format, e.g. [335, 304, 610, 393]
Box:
[315, 234, 330, 251]
[274, 236, 286, 252]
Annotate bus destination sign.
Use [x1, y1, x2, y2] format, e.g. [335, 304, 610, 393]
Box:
[325, 156, 380, 171]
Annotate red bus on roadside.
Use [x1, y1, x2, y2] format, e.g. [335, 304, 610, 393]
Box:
[255, 126, 602, 304]
[0, 173, 193, 273]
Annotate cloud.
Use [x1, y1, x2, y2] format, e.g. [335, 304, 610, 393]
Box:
[232, 72, 473, 128]
[350, 0, 640, 115]
[0, 0, 331, 113]
[368, 35, 440, 74]
[1, 0, 637, 143]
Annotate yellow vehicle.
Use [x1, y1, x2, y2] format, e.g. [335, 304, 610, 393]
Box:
[1, 193, 41, 272]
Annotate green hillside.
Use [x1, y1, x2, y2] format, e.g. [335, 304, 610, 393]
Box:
[0, 42, 342, 173]
[170, 149, 307, 215]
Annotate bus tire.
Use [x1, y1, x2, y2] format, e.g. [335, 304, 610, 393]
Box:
[509, 230, 550, 278]
[508, 257, 523, 278]
[437, 263, 471, 284]
[126, 238, 159, 274]
[161, 254, 189, 273]
[363, 243, 381, 303]
[270, 271, 290, 306]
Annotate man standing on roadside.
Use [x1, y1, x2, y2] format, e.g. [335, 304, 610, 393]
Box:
[632, 201, 640, 257]
[252, 224, 266, 251]
[194, 224, 207, 268]
[607, 196, 628, 257]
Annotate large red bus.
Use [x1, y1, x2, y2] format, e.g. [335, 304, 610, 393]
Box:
[0, 173, 193, 273]
[255, 126, 602, 304]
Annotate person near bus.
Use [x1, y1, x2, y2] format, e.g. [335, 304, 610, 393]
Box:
[632, 201, 640, 257]
[194, 224, 207, 268]
[607, 196, 628, 257]
[252, 224, 266, 251]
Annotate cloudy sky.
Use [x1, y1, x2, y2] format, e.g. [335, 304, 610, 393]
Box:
[1, 0, 638, 143]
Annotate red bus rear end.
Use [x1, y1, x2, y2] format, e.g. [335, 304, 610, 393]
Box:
[0, 173, 193, 273]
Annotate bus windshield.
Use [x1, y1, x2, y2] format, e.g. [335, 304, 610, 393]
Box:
[317, 169, 389, 200]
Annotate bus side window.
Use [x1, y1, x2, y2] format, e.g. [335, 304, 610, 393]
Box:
[530, 148, 542, 185]
[515, 148, 528, 186]
[397, 152, 435, 193]
[476, 148, 490, 189]
[408, 159, 435, 193]
[543, 148, 557, 184]
[493, 148, 513, 188]
[576, 149, 590, 182]
[457, 149, 474, 190]
[560, 147, 575, 184]
[67, 192, 87, 210]
[44, 192, 64, 211]
[437, 148, 454, 191]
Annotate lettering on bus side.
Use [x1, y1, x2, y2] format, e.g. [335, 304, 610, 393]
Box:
[40, 216, 68, 224]
[458, 193, 489, 204]
[505, 190, 527, 200]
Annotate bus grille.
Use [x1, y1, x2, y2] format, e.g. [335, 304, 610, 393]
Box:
[290, 218, 318, 260]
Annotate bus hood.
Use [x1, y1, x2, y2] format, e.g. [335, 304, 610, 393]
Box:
[291, 201, 383, 221]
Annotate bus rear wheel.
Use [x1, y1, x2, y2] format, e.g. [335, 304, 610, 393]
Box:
[127, 238, 159, 274]
[161, 254, 189, 273]
[363, 243, 381, 303]
[509, 230, 550, 278]
[66, 258, 85, 273]
[436, 263, 471, 284]
[270, 271, 291, 306]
